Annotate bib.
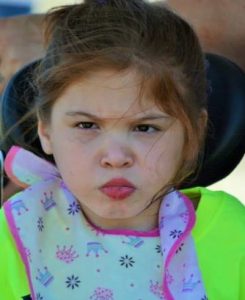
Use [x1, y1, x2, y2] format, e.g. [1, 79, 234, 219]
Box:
[4, 146, 207, 300]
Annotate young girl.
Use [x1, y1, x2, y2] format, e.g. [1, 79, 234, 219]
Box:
[0, 0, 244, 299]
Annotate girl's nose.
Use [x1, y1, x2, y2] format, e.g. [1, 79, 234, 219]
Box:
[100, 142, 134, 169]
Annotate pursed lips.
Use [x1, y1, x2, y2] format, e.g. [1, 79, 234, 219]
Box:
[99, 178, 136, 200]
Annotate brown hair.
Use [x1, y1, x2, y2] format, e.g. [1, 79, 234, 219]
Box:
[8, 0, 209, 192]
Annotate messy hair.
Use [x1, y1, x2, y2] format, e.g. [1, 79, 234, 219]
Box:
[5, 0, 208, 194]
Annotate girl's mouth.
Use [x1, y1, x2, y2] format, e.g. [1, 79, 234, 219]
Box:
[100, 186, 135, 200]
[100, 178, 136, 200]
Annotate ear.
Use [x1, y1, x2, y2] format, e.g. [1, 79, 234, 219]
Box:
[37, 120, 53, 155]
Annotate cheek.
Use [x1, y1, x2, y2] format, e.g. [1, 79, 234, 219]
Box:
[144, 132, 185, 182]
[54, 149, 89, 177]
[53, 145, 98, 197]
[55, 154, 92, 199]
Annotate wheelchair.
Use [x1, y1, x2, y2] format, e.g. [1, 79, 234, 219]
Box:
[1, 53, 245, 205]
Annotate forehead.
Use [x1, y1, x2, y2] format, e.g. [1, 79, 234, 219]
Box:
[53, 68, 164, 118]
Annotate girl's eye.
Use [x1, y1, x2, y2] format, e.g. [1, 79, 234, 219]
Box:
[76, 122, 98, 129]
[75, 122, 160, 133]
[134, 124, 160, 133]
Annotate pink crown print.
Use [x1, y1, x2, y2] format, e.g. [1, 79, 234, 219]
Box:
[90, 287, 114, 300]
[56, 245, 79, 263]
[182, 274, 201, 292]
[149, 280, 164, 299]
[36, 267, 54, 287]
[41, 192, 56, 211]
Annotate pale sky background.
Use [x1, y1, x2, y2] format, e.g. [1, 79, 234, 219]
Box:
[31, 0, 244, 203]
[32, 0, 159, 12]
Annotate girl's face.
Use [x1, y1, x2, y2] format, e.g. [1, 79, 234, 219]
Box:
[38, 69, 185, 231]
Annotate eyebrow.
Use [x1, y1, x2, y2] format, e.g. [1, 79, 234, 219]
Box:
[65, 111, 170, 121]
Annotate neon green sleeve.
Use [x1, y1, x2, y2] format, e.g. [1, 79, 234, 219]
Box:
[183, 187, 245, 300]
[240, 255, 245, 299]
[0, 208, 30, 298]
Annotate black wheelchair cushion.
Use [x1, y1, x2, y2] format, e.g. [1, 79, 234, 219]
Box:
[186, 53, 245, 187]
[0, 60, 44, 158]
[1, 53, 245, 187]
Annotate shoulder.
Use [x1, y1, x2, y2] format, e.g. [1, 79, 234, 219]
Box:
[182, 186, 245, 246]
[182, 187, 245, 299]
[183, 186, 245, 222]
[182, 186, 245, 255]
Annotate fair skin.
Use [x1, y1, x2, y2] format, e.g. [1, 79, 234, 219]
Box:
[38, 68, 185, 231]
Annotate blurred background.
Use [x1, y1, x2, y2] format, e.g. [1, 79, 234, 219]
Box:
[0, 0, 159, 14]
[0, 0, 244, 201]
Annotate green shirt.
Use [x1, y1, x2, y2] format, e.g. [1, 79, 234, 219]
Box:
[0, 187, 244, 299]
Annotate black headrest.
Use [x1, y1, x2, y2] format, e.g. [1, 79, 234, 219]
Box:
[191, 53, 245, 187]
[0, 60, 43, 157]
[1, 53, 245, 187]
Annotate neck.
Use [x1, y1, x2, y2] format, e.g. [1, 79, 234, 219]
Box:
[81, 200, 162, 232]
